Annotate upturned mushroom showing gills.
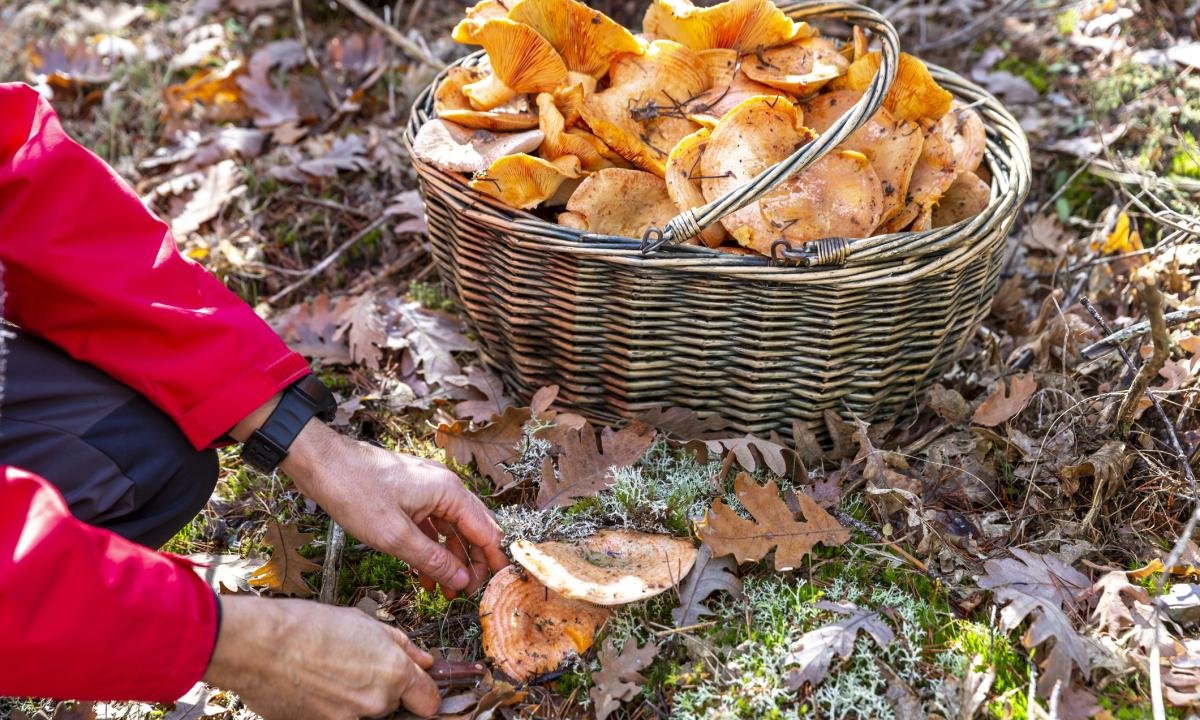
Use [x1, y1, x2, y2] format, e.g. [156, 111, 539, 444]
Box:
[642, 0, 808, 52]
[509, 530, 698, 605]
[468, 153, 582, 209]
[463, 18, 569, 111]
[435, 66, 540, 131]
[506, 0, 645, 78]
[451, 0, 509, 43]
[480, 565, 611, 681]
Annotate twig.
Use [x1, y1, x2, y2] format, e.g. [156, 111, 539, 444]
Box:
[1116, 274, 1170, 433]
[292, 0, 340, 110]
[297, 195, 372, 219]
[334, 0, 441, 70]
[1080, 296, 1196, 496]
[268, 215, 388, 304]
[1081, 307, 1200, 360]
[319, 520, 346, 604]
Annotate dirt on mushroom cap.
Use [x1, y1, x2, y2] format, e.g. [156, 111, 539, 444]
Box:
[510, 529, 699, 605]
[480, 565, 611, 681]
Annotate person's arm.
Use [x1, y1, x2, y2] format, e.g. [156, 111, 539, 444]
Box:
[0, 466, 442, 716]
[0, 82, 311, 450]
[0, 466, 218, 701]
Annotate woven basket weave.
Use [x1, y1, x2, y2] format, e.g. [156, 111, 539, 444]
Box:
[404, 1, 1031, 437]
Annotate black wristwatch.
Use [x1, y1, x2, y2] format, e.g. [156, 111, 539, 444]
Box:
[241, 375, 337, 473]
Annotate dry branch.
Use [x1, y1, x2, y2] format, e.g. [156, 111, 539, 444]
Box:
[1116, 273, 1170, 433]
[334, 0, 441, 70]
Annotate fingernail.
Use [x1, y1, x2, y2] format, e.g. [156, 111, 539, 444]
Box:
[452, 567, 470, 588]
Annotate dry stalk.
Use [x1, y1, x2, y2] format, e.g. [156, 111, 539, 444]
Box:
[1116, 272, 1170, 434]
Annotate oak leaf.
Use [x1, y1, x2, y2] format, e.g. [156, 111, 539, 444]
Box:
[436, 405, 530, 489]
[783, 601, 894, 690]
[333, 292, 386, 369]
[269, 134, 372, 184]
[702, 434, 789, 476]
[672, 544, 743, 628]
[971, 374, 1037, 427]
[188, 553, 266, 594]
[248, 521, 321, 597]
[699, 474, 849, 571]
[170, 159, 246, 237]
[453, 366, 516, 423]
[537, 422, 656, 508]
[589, 638, 660, 720]
[386, 299, 476, 388]
[272, 293, 354, 364]
[634, 406, 733, 440]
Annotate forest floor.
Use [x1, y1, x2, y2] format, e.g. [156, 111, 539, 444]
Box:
[2, 0, 1199, 718]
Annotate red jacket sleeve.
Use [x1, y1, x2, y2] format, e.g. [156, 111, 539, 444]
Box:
[0, 466, 219, 701]
[0, 82, 311, 449]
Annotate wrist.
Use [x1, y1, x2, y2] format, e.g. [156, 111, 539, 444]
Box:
[229, 393, 282, 443]
[204, 595, 283, 688]
[280, 419, 351, 499]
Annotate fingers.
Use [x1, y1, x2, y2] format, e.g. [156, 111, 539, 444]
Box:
[390, 515, 471, 592]
[430, 477, 510, 573]
[433, 519, 485, 597]
[390, 627, 434, 669]
[395, 652, 440, 718]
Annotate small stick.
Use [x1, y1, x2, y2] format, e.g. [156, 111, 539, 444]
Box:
[334, 0, 440, 70]
[319, 520, 347, 604]
[1116, 274, 1170, 433]
[292, 0, 340, 110]
[1080, 306, 1200, 360]
[268, 215, 388, 304]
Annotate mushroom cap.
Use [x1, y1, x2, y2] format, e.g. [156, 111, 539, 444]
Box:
[699, 48, 739, 87]
[831, 51, 952, 129]
[480, 565, 611, 681]
[578, 39, 708, 175]
[879, 126, 958, 233]
[465, 18, 569, 110]
[941, 100, 986, 174]
[537, 92, 614, 171]
[759, 150, 884, 246]
[741, 36, 849, 96]
[664, 127, 726, 246]
[436, 67, 539, 130]
[412, 118, 545, 173]
[685, 72, 787, 119]
[469, 152, 582, 209]
[932, 171, 990, 228]
[564, 168, 679, 238]
[642, 0, 808, 52]
[510, 530, 698, 605]
[451, 0, 509, 44]
[507, 0, 644, 78]
[700, 94, 807, 250]
[803, 90, 923, 225]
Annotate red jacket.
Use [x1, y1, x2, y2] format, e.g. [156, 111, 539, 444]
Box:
[0, 82, 311, 699]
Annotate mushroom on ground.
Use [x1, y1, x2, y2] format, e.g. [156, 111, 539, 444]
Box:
[463, 18, 569, 111]
[642, 0, 809, 52]
[563, 168, 680, 238]
[480, 565, 611, 681]
[510, 529, 698, 605]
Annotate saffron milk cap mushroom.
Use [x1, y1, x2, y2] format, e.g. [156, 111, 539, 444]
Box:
[463, 18, 569, 111]
[510, 529, 698, 605]
[468, 153, 582, 209]
[436, 66, 540, 130]
[642, 0, 810, 52]
[507, 0, 644, 78]
[480, 565, 611, 681]
[412, 118, 545, 173]
[564, 168, 679, 238]
[741, 36, 849, 96]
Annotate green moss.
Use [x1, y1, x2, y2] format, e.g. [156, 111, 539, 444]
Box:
[409, 280, 454, 311]
[1170, 132, 1200, 179]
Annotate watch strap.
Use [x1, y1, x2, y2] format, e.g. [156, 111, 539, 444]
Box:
[240, 376, 335, 472]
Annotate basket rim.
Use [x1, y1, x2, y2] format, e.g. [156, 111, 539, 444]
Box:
[403, 1, 1032, 284]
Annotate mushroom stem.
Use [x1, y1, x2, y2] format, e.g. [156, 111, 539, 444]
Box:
[464, 74, 520, 111]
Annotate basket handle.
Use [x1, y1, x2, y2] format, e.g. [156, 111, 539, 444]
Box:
[640, 1, 901, 257]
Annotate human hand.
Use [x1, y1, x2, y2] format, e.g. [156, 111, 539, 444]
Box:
[204, 595, 440, 719]
[281, 420, 508, 597]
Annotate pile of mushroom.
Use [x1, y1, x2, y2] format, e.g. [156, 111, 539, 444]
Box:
[479, 530, 697, 680]
[413, 0, 991, 256]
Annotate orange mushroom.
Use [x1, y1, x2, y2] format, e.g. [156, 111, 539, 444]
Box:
[469, 152, 582, 209]
[510, 530, 698, 605]
[462, 18, 568, 111]
[564, 168, 680, 237]
[803, 90, 923, 225]
[932, 171, 990, 228]
[642, 0, 810, 52]
[480, 566, 611, 681]
[451, 0, 510, 44]
[664, 127, 726, 246]
[741, 36, 849, 96]
[536, 92, 614, 171]
[685, 72, 788, 119]
[879, 126, 957, 233]
[758, 150, 884, 246]
[940, 99, 986, 174]
[832, 51, 952, 129]
[578, 39, 709, 175]
[411, 118, 544, 173]
[506, 0, 644, 78]
[436, 66, 539, 130]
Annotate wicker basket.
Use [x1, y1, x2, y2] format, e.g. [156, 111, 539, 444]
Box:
[404, 1, 1031, 437]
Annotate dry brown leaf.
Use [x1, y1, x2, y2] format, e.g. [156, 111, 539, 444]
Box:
[672, 544, 744, 628]
[634, 405, 734, 441]
[333, 292, 386, 370]
[436, 405, 531, 489]
[454, 366, 516, 423]
[270, 134, 372, 184]
[782, 601, 894, 690]
[928, 383, 970, 424]
[1061, 440, 1132, 522]
[971, 374, 1037, 427]
[248, 521, 321, 597]
[537, 422, 657, 508]
[272, 293, 354, 364]
[700, 474, 849, 571]
[188, 553, 266, 594]
[702, 434, 789, 476]
[386, 300, 476, 388]
[170, 159, 246, 237]
[590, 638, 661, 720]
